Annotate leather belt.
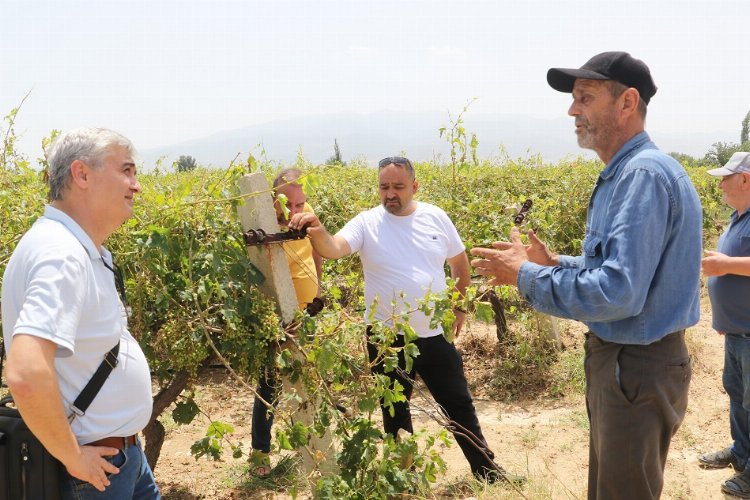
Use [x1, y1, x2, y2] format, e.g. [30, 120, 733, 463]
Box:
[86, 434, 138, 450]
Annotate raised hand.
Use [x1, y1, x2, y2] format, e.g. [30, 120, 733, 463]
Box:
[525, 229, 558, 266]
[470, 227, 529, 286]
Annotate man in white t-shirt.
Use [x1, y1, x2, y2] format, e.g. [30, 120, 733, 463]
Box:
[2, 128, 159, 498]
[288, 156, 513, 482]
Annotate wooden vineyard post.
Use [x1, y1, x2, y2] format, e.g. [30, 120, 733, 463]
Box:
[236, 172, 338, 481]
[534, 311, 561, 349]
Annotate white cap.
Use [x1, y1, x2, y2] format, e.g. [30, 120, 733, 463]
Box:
[707, 152, 750, 176]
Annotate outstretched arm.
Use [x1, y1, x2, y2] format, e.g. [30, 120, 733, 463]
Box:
[288, 212, 351, 259]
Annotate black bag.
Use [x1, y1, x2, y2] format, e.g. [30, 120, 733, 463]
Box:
[0, 341, 119, 500]
[0, 395, 62, 500]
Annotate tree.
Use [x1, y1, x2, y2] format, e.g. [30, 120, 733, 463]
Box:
[742, 109, 750, 144]
[704, 141, 743, 166]
[325, 139, 345, 166]
[175, 155, 198, 172]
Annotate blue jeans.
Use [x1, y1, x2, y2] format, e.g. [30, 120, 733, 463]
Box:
[725, 334, 750, 469]
[60, 438, 160, 500]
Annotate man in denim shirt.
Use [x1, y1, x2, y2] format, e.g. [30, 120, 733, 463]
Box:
[697, 152, 750, 498]
[471, 52, 701, 499]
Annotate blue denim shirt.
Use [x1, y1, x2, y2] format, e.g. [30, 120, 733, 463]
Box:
[518, 132, 702, 344]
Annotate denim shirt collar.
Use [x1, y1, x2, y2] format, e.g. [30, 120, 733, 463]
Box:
[599, 131, 652, 181]
[731, 207, 750, 224]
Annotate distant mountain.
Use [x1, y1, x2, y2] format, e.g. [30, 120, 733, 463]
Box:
[139, 111, 730, 168]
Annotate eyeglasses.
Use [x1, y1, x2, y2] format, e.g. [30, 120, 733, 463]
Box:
[513, 199, 533, 225]
[378, 156, 413, 169]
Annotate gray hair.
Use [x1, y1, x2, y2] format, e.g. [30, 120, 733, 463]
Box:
[272, 168, 303, 188]
[47, 127, 136, 201]
[606, 80, 648, 120]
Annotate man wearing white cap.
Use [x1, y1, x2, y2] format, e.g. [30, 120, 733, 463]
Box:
[698, 152, 750, 498]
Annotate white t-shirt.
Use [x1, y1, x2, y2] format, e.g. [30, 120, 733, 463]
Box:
[336, 201, 465, 338]
[2, 205, 153, 444]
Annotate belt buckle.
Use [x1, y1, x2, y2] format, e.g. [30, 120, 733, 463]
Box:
[104, 350, 119, 369]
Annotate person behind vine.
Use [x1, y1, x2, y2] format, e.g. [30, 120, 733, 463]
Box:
[248, 168, 323, 477]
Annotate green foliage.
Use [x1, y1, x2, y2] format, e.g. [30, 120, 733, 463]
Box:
[703, 140, 750, 166]
[741, 110, 749, 144]
[439, 98, 480, 191]
[669, 151, 701, 168]
[315, 420, 449, 499]
[111, 165, 283, 384]
[172, 398, 200, 424]
[191, 420, 236, 460]
[1, 91, 32, 172]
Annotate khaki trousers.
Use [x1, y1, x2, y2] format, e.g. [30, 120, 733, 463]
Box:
[585, 331, 691, 500]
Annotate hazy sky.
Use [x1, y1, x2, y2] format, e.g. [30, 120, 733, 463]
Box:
[2, 0, 748, 162]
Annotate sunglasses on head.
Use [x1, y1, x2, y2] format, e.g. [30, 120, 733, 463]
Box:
[378, 156, 412, 169]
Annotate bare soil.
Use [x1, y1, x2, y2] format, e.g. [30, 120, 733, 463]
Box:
[153, 300, 734, 499]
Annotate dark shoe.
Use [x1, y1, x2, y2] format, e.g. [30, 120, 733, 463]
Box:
[700, 447, 744, 471]
[722, 470, 750, 498]
[474, 465, 526, 486]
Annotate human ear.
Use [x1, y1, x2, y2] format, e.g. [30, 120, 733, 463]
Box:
[69, 159, 89, 188]
[621, 88, 640, 117]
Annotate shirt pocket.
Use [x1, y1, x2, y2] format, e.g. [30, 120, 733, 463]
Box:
[583, 233, 604, 269]
[740, 236, 750, 255]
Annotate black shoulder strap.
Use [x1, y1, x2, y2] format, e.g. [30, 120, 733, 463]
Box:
[0, 341, 5, 389]
[70, 255, 127, 416]
[0, 339, 120, 417]
[69, 341, 120, 417]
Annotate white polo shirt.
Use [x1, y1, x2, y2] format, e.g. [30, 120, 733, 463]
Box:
[337, 201, 465, 338]
[2, 205, 153, 444]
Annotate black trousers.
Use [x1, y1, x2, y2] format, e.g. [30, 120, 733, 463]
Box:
[366, 328, 496, 476]
[584, 331, 691, 500]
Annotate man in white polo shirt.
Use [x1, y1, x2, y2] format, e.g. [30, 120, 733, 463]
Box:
[2, 128, 158, 498]
[288, 156, 516, 483]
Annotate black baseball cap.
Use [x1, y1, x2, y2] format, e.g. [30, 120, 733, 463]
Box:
[547, 51, 657, 104]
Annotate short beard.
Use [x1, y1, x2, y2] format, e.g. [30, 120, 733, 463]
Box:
[577, 112, 618, 151]
[383, 200, 402, 214]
